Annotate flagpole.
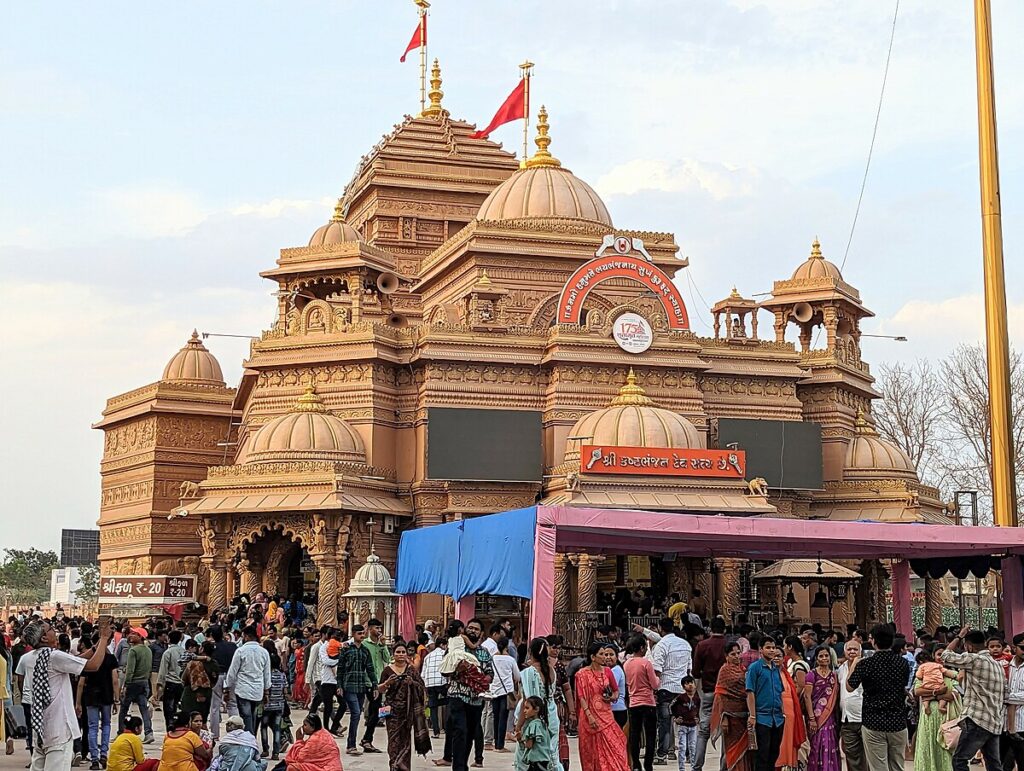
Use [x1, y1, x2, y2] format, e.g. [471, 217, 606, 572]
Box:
[973, 0, 1017, 527]
[416, 0, 430, 114]
[519, 60, 534, 167]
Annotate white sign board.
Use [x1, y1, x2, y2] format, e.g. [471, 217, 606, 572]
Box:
[612, 312, 653, 354]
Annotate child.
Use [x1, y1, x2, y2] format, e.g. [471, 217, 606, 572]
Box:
[515, 695, 551, 771]
[672, 676, 700, 771]
[915, 649, 953, 716]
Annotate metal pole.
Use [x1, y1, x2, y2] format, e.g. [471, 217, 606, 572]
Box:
[973, 0, 1018, 527]
[519, 60, 534, 167]
[416, 1, 429, 114]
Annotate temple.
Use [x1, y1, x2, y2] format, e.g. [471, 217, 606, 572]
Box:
[94, 61, 952, 630]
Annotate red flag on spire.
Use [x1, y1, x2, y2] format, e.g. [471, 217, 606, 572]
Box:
[470, 79, 527, 139]
[400, 16, 426, 63]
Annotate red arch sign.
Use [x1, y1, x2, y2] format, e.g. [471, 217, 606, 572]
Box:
[557, 255, 690, 329]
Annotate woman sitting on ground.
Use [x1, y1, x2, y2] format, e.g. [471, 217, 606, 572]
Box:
[280, 714, 342, 771]
[158, 712, 212, 771]
[107, 716, 160, 771]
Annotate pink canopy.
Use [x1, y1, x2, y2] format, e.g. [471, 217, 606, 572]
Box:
[528, 506, 1024, 636]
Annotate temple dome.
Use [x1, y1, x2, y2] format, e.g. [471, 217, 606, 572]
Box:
[843, 412, 918, 480]
[477, 106, 612, 226]
[308, 199, 361, 247]
[345, 551, 397, 597]
[247, 385, 366, 464]
[162, 331, 225, 385]
[564, 369, 702, 464]
[791, 238, 843, 281]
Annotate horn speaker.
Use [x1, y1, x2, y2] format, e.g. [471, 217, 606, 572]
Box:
[376, 272, 400, 294]
[793, 302, 814, 323]
[387, 313, 409, 328]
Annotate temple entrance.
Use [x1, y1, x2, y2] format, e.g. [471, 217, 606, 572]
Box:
[236, 525, 312, 603]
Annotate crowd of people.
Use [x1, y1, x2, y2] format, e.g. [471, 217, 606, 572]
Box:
[3, 592, 1024, 771]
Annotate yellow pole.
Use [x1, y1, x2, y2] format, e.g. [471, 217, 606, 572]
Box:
[520, 60, 534, 168]
[416, 0, 430, 115]
[973, 0, 1018, 527]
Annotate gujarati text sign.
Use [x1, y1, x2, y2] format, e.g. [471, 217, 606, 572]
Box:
[99, 575, 197, 604]
[580, 445, 746, 478]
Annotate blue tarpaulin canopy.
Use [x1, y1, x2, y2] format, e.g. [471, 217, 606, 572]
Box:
[395, 507, 537, 600]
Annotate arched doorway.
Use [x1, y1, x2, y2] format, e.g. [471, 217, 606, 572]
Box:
[235, 524, 311, 601]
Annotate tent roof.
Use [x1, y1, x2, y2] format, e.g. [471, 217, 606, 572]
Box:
[751, 558, 862, 582]
[536, 506, 1024, 560]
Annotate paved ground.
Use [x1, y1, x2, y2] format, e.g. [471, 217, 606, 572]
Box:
[1, 704, 601, 771]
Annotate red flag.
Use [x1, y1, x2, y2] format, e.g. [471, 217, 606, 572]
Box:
[400, 17, 426, 63]
[470, 79, 527, 139]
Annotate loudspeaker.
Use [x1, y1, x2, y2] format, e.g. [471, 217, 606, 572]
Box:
[387, 313, 409, 328]
[793, 302, 814, 323]
[376, 272, 400, 294]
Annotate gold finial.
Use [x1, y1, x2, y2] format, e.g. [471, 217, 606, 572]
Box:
[610, 368, 655, 407]
[525, 105, 562, 168]
[293, 383, 327, 414]
[810, 237, 823, 259]
[729, 286, 742, 299]
[331, 198, 345, 222]
[854, 409, 875, 434]
[413, 0, 430, 8]
[422, 59, 446, 117]
[478, 269, 492, 286]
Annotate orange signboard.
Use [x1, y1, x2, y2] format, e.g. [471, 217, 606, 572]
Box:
[580, 445, 746, 478]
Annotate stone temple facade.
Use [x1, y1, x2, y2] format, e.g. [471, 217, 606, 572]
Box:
[94, 64, 949, 630]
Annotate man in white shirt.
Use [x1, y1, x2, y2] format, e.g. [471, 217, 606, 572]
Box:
[652, 617, 692, 764]
[222, 625, 271, 736]
[23, 617, 114, 771]
[837, 639, 867, 771]
[422, 639, 447, 738]
[480, 623, 506, 748]
[1004, 633, 1024, 771]
[305, 629, 324, 715]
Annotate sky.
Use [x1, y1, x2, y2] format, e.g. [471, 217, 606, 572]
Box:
[2, 1, 1022, 553]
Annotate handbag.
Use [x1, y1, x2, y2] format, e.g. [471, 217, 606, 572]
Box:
[939, 716, 963, 752]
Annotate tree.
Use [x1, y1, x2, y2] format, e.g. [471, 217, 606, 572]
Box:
[873, 344, 1022, 525]
[74, 563, 100, 606]
[0, 548, 59, 605]
[872, 359, 947, 488]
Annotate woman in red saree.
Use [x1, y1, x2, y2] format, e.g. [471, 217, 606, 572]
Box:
[710, 642, 751, 771]
[574, 641, 629, 771]
[290, 640, 309, 705]
[282, 714, 343, 771]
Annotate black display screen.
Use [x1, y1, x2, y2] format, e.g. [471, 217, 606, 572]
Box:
[426, 408, 543, 482]
[717, 418, 823, 490]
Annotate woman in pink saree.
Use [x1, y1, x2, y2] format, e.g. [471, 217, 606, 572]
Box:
[574, 642, 629, 771]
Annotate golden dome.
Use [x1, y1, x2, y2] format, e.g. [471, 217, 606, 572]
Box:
[791, 238, 843, 281]
[161, 331, 225, 385]
[477, 107, 612, 226]
[564, 369, 702, 463]
[247, 385, 366, 464]
[843, 412, 918, 480]
[308, 199, 361, 247]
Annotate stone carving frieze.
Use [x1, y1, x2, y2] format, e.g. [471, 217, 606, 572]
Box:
[157, 416, 226, 450]
[103, 417, 157, 459]
[229, 514, 311, 554]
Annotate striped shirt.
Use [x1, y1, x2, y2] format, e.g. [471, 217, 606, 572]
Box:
[265, 670, 287, 712]
[942, 648, 1007, 735]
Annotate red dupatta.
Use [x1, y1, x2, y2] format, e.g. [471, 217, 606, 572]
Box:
[780, 663, 807, 749]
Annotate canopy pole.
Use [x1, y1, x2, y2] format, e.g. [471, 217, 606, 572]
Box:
[891, 560, 913, 636]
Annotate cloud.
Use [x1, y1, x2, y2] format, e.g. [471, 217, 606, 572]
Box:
[230, 197, 334, 218]
[596, 158, 762, 200]
[872, 294, 1024, 362]
[91, 188, 209, 238]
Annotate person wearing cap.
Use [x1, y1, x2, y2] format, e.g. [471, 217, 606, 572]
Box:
[213, 716, 262, 771]
[118, 629, 154, 742]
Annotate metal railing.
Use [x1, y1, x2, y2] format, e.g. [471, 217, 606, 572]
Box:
[553, 609, 612, 656]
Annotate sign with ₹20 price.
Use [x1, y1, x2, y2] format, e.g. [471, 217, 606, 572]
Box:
[580, 445, 746, 478]
[99, 575, 197, 604]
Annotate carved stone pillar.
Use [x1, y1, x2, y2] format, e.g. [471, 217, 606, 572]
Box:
[694, 559, 714, 607]
[237, 555, 257, 596]
[554, 554, 570, 615]
[716, 558, 744, 622]
[925, 577, 944, 633]
[204, 558, 228, 611]
[773, 310, 786, 343]
[314, 555, 338, 627]
[573, 554, 605, 613]
[249, 559, 264, 595]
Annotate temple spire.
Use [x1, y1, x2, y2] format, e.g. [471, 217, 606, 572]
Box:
[422, 58, 446, 117]
[524, 105, 561, 168]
